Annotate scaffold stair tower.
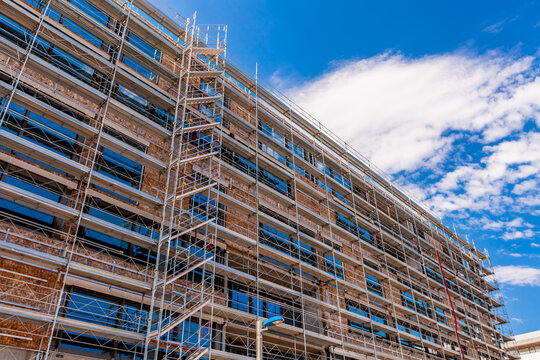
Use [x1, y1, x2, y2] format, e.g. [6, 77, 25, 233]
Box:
[143, 13, 226, 360]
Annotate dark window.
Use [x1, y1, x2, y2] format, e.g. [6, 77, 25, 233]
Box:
[401, 290, 416, 310]
[260, 223, 290, 254]
[115, 85, 173, 129]
[336, 212, 371, 243]
[304, 151, 315, 166]
[96, 147, 143, 189]
[222, 146, 291, 197]
[123, 55, 158, 81]
[288, 161, 306, 177]
[416, 297, 432, 318]
[127, 32, 161, 60]
[286, 139, 304, 158]
[237, 154, 258, 178]
[347, 301, 389, 339]
[190, 193, 218, 221]
[425, 265, 444, 284]
[227, 282, 302, 328]
[81, 201, 158, 265]
[366, 274, 384, 297]
[60, 15, 104, 48]
[325, 254, 344, 279]
[261, 169, 288, 195]
[0, 175, 59, 226]
[70, 0, 110, 27]
[260, 121, 285, 146]
[65, 289, 120, 328]
[293, 238, 317, 267]
[1, 102, 78, 163]
[261, 142, 286, 165]
[435, 307, 447, 325]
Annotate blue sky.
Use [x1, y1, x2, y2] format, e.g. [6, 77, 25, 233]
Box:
[165, 0, 540, 334]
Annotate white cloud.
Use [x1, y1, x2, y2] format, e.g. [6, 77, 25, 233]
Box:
[497, 249, 540, 258]
[429, 132, 540, 213]
[289, 52, 540, 173]
[513, 178, 538, 194]
[502, 229, 535, 240]
[480, 217, 532, 230]
[494, 265, 540, 286]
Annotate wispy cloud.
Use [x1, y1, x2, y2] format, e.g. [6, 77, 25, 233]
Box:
[269, 69, 292, 90]
[482, 17, 519, 34]
[482, 19, 508, 34]
[497, 248, 540, 258]
[478, 217, 533, 230]
[289, 52, 539, 174]
[429, 132, 540, 214]
[494, 265, 540, 286]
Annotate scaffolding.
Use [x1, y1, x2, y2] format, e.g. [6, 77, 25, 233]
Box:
[0, 0, 516, 360]
[144, 13, 227, 360]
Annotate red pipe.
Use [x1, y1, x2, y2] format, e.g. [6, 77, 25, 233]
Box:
[436, 250, 466, 360]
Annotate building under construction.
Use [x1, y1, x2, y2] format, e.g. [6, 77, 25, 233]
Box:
[0, 0, 517, 359]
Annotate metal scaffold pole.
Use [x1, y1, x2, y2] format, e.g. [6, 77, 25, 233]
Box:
[41, 1, 135, 357]
[0, 0, 54, 128]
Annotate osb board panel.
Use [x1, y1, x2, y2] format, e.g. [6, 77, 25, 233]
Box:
[297, 191, 321, 214]
[22, 68, 100, 113]
[160, 53, 176, 73]
[425, 233, 443, 251]
[0, 224, 66, 258]
[226, 208, 256, 240]
[0, 149, 76, 189]
[0, 259, 58, 351]
[228, 122, 254, 146]
[259, 194, 292, 217]
[105, 111, 168, 153]
[229, 177, 255, 196]
[87, 188, 158, 220]
[228, 185, 256, 207]
[0, 348, 37, 360]
[386, 289, 402, 304]
[0, 318, 51, 351]
[0, 224, 152, 283]
[69, 243, 152, 282]
[156, 74, 176, 99]
[229, 100, 256, 127]
[0, 53, 12, 65]
[341, 243, 361, 261]
[0, 258, 59, 311]
[141, 166, 163, 204]
[296, 215, 318, 232]
[16, 57, 170, 155]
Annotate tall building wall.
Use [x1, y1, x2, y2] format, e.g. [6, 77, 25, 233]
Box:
[505, 331, 540, 360]
[0, 0, 515, 360]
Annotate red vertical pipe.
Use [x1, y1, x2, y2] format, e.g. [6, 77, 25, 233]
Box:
[436, 250, 466, 360]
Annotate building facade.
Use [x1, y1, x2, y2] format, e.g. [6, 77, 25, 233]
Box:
[505, 331, 540, 360]
[0, 0, 515, 360]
